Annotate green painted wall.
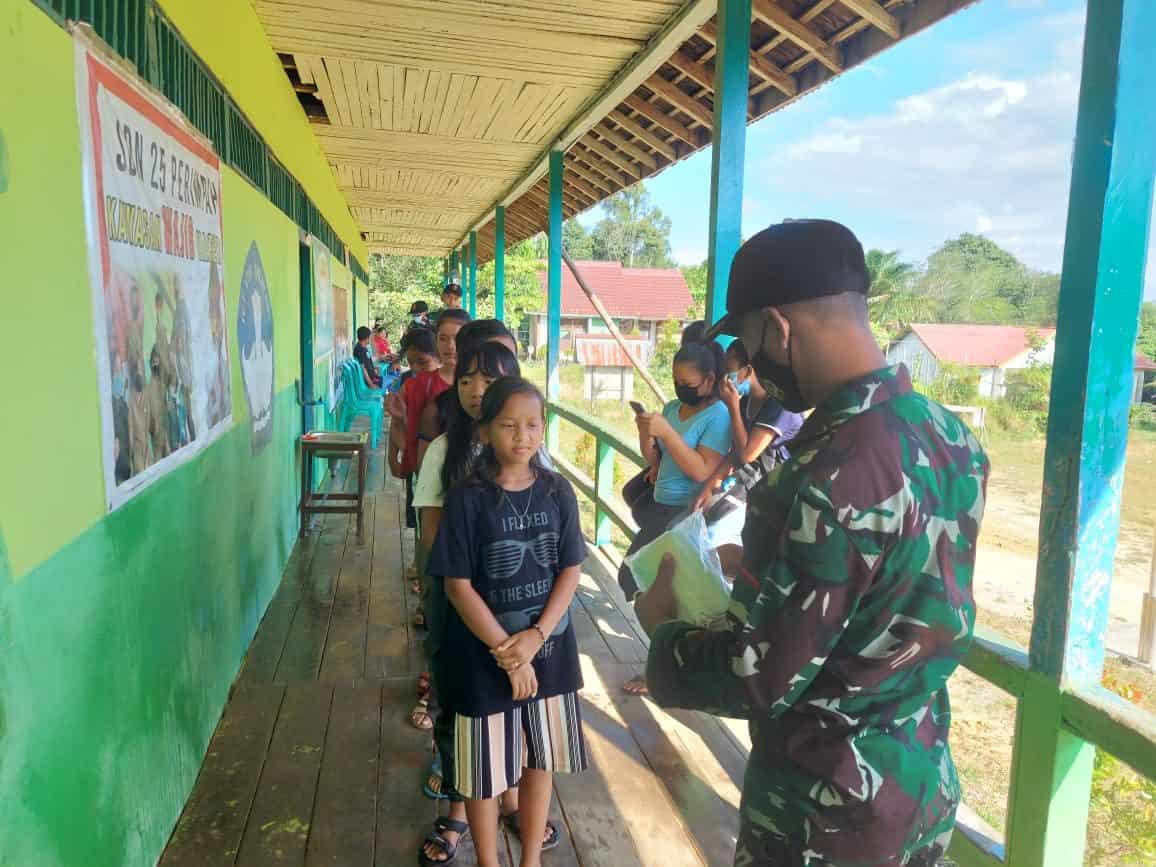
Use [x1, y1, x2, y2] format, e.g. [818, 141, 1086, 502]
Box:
[0, 5, 361, 866]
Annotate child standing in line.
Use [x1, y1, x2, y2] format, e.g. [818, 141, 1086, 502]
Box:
[428, 377, 588, 867]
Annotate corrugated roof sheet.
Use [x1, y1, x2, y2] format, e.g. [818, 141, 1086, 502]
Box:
[536, 260, 692, 321]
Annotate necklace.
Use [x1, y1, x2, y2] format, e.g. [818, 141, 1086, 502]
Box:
[505, 480, 536, 527]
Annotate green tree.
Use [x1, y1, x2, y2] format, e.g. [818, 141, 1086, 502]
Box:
[864, 249, 930, 341]
[368, 254, 443, 336]
[590, 184, 673, 268]
[1137, 301, 1156, 360]
[681, 260, 707, 318]
[563, 219, 594, 259]
[474, 237, 545, 330]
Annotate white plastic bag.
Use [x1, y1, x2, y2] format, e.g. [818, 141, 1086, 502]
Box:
[625, 510, 732, 625]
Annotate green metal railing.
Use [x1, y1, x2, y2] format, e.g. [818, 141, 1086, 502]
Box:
[31, 0, 350, 264]
[545, 399, 1156, 867]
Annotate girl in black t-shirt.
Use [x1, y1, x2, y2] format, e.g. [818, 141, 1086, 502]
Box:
[429, 377, 588, 867]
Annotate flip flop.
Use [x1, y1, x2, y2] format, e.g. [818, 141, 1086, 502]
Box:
[422, 755, 450, 800]
[418, 816, 469, 865]
[410, 699, 434, 732]
[501, 810, 560, 851]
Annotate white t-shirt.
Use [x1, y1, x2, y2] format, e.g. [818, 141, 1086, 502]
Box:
[412, 433, 554, 511]
[412, 433, 452, 510]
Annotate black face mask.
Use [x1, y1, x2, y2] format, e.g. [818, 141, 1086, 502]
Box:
[675, 383, 708, 407]
[750, 317, 809, 412]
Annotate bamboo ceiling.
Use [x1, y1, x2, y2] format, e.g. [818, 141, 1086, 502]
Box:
[254, 0, 976, 262]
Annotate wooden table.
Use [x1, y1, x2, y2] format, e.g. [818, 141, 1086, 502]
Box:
[299, 431, 369, 540]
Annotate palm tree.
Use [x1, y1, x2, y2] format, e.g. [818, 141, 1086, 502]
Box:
[864, 249, 932, 341]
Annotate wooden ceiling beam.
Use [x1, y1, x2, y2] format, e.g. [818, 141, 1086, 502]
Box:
[592, 122, 660, 172]
[699, 19, 798, 98]
[665, 48, 715, 93]
[622, 94, 700, 147]
[751, 0, 842, 74]
[643, 74, 713, 127]
[572, 143, 634, 188]
[564, 155, 617, 196]
[577, 135, 643, 180]
[839, 0, 901, 40]
[565, 173, 603, 203]
[606, 109, 677, 161]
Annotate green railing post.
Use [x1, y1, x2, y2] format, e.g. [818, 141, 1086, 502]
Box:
[1003, 2, 1156, 865]
[495, 205, 506, 323]
[705, 0, 750, 325]
[450, 248, 458, 285]
[468, 230, 478, 318]
[546, 150, 564, 452]
[594, 438, 614, 546]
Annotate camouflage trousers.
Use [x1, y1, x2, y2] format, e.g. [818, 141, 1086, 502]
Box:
[734, 820, 952, 867]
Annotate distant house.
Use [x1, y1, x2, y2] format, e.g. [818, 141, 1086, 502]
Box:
[529, 260, 692, 360]
[887, 323, 1154, 404]
[887, 324, 1056, 399]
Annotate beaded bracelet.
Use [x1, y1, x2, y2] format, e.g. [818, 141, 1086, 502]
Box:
[532, 624, 547, 643]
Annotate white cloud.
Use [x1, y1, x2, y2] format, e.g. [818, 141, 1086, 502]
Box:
[766, 67, 1083, 272]
[671, 245, 706, 266]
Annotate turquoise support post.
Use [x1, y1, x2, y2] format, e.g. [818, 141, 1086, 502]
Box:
[705, 0, 750, 325]
[594, 439, 614, 546]
[469, 230, 478, 318]
[546, 151, 564, 452]
[495, 206, 506, 323]
[1003, 3, 1156, 865]
[450, 249, 458, 286]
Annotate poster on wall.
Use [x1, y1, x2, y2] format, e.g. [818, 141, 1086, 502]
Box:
[328, 283, 350, 412]
[237, 242, 275, 453]
[313, 241, 333, 361]
[75, 39, 232, 510]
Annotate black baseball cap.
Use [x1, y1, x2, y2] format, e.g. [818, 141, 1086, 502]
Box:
[408, 300, 429, 315]
[703, 220, 869, 340]
[443, 279, 462, 296]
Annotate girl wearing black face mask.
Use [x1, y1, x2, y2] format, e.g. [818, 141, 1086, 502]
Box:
[618, 340, 733, 695]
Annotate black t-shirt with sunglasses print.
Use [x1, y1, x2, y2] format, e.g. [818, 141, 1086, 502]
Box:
[428, 472, 586, 717]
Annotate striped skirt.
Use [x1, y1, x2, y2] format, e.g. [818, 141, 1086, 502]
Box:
[453, 691, 588, 800]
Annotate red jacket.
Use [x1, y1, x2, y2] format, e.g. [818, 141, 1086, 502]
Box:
[399, 370, 451, 474]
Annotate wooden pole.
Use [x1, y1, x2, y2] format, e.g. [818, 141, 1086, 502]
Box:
[546, 151, 564, 452]
[495, 206, 506, 323]
[705, 0, 751, 325]
[562, 251, 668, 405]
[468, 230, 478, 318]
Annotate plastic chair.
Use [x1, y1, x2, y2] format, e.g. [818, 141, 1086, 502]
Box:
[346, 358, 385, 402]
[338, 361, 383, 448]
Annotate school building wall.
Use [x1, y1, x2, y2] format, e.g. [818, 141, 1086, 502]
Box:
[0, 4, 362, 866]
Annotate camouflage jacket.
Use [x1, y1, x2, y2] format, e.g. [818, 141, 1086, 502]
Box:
[647, 365, 989, 865]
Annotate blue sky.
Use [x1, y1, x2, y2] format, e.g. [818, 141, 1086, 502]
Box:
[577, 0, 1156, 300]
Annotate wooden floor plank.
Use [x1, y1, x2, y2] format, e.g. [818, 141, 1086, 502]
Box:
[235, 683, 334, 866]
[237, 538, 317, 685]
[575, 570, 646, 665]
[366, 489, 417, 680]
[305, 684, 381, 866]
[273, 520, 350, 683]
[319, 498, 375, 681]
[374, 680, 438, 867]
[161, 686, 286, 867]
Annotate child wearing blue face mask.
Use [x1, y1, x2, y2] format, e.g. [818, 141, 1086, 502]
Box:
[693, 340, 805, 515]
[619, 340, 732, 695]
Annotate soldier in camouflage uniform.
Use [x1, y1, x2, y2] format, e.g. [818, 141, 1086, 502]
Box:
[635, 221, 989, 867]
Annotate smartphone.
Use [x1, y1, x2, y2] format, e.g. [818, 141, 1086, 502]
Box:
[629, 401, 647, 415]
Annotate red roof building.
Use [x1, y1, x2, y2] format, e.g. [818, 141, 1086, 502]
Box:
[888, 323, 1153, 404]
[528, 261, 692, 360]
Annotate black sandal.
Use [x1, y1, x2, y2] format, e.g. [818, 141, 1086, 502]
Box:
[501, 810, 560, 850]
[418, 816, 469, 865]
